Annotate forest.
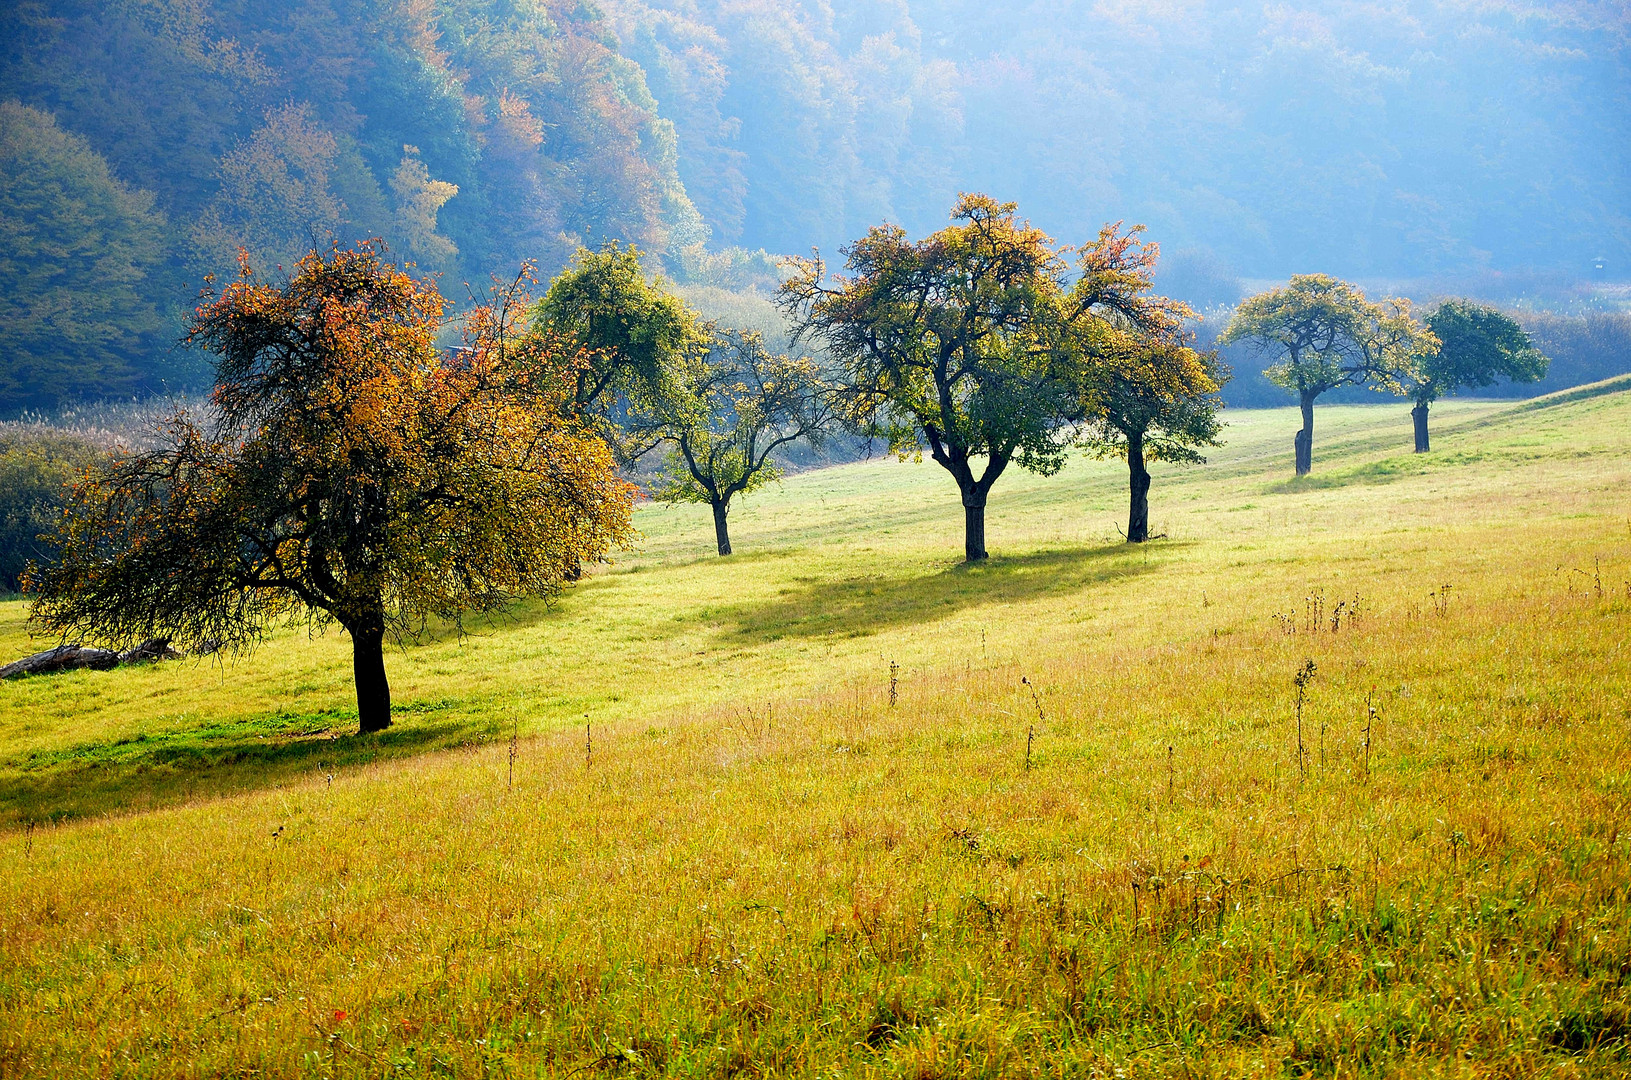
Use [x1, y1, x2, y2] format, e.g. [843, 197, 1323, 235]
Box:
[2, 0, 1628, 410]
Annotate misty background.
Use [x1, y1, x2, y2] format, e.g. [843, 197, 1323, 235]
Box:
[2, 0, 1627, 413]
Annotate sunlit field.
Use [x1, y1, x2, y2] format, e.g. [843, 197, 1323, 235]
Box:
[3, 384, 1630, 1077]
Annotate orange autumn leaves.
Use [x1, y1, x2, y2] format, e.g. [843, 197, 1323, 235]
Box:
[28, 243, 635, 731]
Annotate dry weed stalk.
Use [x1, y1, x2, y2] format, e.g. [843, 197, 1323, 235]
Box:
[1294, 659, 1317, 782]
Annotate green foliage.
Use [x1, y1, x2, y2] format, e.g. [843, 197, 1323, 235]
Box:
[0, 102, 173, 411]
[0, 428, 106, 593]
[530, 243, 708, 462]
[782, 194, 1073, 484]
[1076, 338, 1228, 467]
[650, 329, 832, 551]
[0, 0, 706, 411]
[1415, 301, 1548, 405]
[1222, 275, 1434, 400]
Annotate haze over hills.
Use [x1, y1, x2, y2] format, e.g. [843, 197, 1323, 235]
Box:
[608, 0, 1631, 284]
[1, 0, 1628, 409]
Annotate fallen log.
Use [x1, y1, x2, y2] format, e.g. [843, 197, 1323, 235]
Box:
[0, 638, 179, 679]
[0, 643, 119, 678]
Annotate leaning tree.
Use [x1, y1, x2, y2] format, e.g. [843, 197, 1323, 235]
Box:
[779, 194, 1078, 562]
[648, 328, 833, 556]
[27, 244, 634, 734]
[1060, 224, 1227, 542]
[1409, 300, 1548, 451]
[1220, 275, 1434, 475]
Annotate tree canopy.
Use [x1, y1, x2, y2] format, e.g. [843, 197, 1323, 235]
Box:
[780, 193, 1073, 562]
[1074, 332, 1227, 543]
[1417, 302, 1549, 406]
[649, 329, 833, 556]
[528, 243, 707, 464]
[1221, 275, 1435, 475]
[0, 0, 707, 411]
[0, 102, 174, 409]
[27, 244, 635, 734]
[1403, 300, 1549, 452]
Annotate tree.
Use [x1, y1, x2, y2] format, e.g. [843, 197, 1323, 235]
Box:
[190, 104, 350, 276]
[529, 243, 707, 463]
[649, 328, 833, 555]
[1220, 275, 1435, 476]
[779, 194, 1075, 562]
[26, 244, 634, 734]
[1075, 331, 1227, 543]
[1410, 301, 1548, 451]
[1059, 223, 1228, 542]
[0, 429, 107, 592]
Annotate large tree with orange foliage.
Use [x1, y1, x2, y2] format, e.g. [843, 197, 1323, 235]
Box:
[26, 244, 634, 734]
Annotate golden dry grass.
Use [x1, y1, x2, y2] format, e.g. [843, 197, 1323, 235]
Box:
[2, 390, 1630, 1077]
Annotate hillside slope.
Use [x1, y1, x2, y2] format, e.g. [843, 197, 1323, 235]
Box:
[2, 392, 1630, 1074]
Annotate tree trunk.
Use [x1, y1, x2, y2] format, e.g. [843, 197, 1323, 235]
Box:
[352, 623, 392, 734]
[1295, 391, 1316, 476]
[963, 497, 987, 562]
[1412, 402, 1430, 453]
[712, 499, 732, 556]
[1127, 433, 1151, 543]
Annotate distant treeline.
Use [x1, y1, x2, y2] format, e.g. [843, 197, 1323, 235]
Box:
[0, 0, 739, 411]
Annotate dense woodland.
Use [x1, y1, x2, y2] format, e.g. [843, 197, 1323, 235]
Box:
[1, 0, 1628, 411]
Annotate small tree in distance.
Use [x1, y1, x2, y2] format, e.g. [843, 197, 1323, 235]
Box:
[1410, 301, 1548, 452]
[649, 329, 834, 556]
[27, 244, 635, 734]
[1061, 223, 1227, 542]
[1220, 275, 1435, 476]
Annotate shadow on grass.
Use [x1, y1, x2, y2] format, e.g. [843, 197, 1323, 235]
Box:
[0, 702, 491, 827]
[709, 542, 1171, 643]
[1265, 456, 1432, 493]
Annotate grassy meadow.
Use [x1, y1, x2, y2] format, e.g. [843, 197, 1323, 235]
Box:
[3, 385, 1631, 1077]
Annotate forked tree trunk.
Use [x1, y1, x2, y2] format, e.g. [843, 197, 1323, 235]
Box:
[936, 443, 1005, 563]
[1295, 391, 1316, 476]
[712, 499, 732, 556]
[352, 622, 392, 734]
[1412, 402, 1430, 453]
[963, 497, 987, 562]
[1127, 432, 1151, 543]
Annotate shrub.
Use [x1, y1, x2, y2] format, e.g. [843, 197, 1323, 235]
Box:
[0, 427, 106, 593]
